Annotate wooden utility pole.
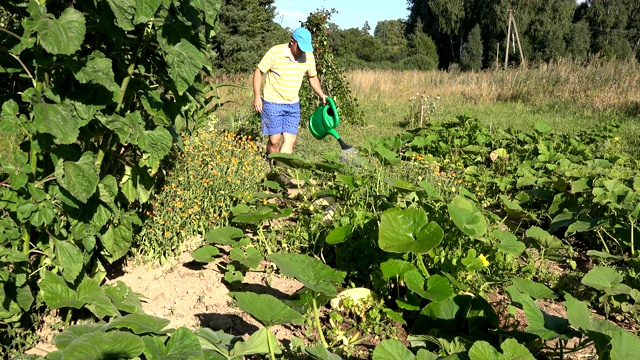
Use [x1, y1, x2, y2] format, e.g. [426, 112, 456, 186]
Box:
[504, 9, 525, 69]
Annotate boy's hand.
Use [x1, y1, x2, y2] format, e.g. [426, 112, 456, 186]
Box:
[254, 97, 263, 113]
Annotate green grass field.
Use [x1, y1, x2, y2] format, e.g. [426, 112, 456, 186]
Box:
[215, 61, 640, 162]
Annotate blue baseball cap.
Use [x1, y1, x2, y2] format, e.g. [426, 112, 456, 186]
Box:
[292, 27, 313, 52]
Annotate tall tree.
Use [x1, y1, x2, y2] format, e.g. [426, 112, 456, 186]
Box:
[585, 0, 633, 59]
[374, 19, 409, 63]
[213, 0, 289, 73]
[565, 20, 592, 63]
[405, 19, 439, 70]
[524, 0, 576, 62]
[374, 19, 407, 47]
[330, 27, 365, 61]
[622, 0, 640, 60]
[355, 35, 383, 62]
[461, 24, 484, 71]
[407, 0, 465, 68]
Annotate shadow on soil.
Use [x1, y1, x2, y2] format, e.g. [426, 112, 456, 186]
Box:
[196, 313, 259, 337]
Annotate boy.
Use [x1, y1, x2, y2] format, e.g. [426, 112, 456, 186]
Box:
[253, 27, 327, 162]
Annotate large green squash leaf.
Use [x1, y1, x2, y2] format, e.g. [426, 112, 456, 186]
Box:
[525, 226, 565, 252]
[468, 339, 535, 360]
[191, 245, 220, 263]
[448, 195, 487, 239]
[325, 225, 352, 245]
[467, 341, 502, 360]
[412, 294, 499, 339]
[231, 292, 303, 327]
[500, 339, 535, 360]
[404, 271, 453, 301]
[231, 328, 280, 357]
[106, 314, 170, 334]
[40, 271, 83, 310]
[378, 209, 443, 254]
[507, 286, 568, 340]
[53, 324, 108, 351]
[610, 330, 640, 360]
[581, 266, 631, 295]
[269, 253, 344, 297]
[31, 7, 86, 55]
[204, 226, 244, 245]
[493, 230, 525, 256]
[372, 339, 416, 360]
[380, 259, 416, 279]
[162, 39, 207, 95]
[164, 327, 204, 359]
[511, 278, 557, 300]
[564, 294, 637, 356]
[229, 246, 263, 270]
[61, 331, 145, 360]
[54, 152, 99, 204]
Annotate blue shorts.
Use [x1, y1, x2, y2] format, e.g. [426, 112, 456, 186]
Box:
[261, 100, 301, 136]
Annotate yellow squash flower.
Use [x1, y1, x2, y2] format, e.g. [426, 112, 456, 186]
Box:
[479, 254, 489, 267]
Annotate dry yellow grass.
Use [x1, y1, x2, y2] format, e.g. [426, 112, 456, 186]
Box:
[346, 57, 640, 113]
[215, 57, 640, 116]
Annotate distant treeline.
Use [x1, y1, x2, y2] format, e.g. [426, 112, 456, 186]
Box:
[207, 0, 640, 73]
[3, 0, 637, 74]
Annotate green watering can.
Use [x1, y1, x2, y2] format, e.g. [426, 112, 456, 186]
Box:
[309, 96, 353, 151]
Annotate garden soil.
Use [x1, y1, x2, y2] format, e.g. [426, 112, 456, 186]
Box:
[26, 251, 307, 356]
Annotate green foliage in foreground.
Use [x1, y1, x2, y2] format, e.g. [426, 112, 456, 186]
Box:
[9, 114, 640, 358]
[175, 117, 640, 358]
[20, 212, 640, 359]
[0, 0, 220, 355]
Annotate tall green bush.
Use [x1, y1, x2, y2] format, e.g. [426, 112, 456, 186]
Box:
[0, 0, 219, 354]
[461, 24, 484, 71]
[404, 19, 439, 70]
[300, 10, 365, 126]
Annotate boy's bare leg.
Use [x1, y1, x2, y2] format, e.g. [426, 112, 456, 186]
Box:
[266, 134, 281, 155]
[280, 132, 297, 154]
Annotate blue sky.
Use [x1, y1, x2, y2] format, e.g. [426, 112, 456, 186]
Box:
[273, 0, 410, 33]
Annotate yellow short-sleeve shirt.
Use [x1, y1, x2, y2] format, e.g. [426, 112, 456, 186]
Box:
[258, 44, 317, 104]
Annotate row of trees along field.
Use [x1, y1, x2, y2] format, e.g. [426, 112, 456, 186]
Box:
[209, 0, 640, 73]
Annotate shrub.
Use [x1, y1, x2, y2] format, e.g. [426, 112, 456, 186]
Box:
[136, 131, 268, 262]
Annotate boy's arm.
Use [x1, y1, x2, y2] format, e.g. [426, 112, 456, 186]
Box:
[253, 68, 263, 113]
[308, 76, 327, 104]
